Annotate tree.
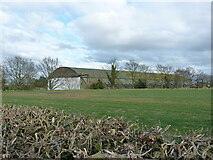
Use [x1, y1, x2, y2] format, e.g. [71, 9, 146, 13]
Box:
[178, 67, 200, 87]
[140, 64, 151, 74]
[4, 56, 37, 90]
[106, 59, 119, 88]
[125, 60, 139, 87]
[139, 64, 151, 86]
[156, 64, 173, 88]
[184, 67, 197, 86]
[1, 65, 8, 91]
[202, 74, 211, 87]
[156, 64, 173, 74]
[194, 69, 205, 88]
[174, 67, 203, 88]
[0, 65, 4, 90]
[174, 69, 185, 88]
[37, 57, 60, 90]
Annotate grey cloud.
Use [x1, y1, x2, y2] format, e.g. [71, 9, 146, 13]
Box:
[69, 3, 210, 73]
[2, 47, 18, 59]
[5, 32, 36, 42]
[70, 2, 210, 53]
[2, 2, 210, 74]
[86, 49, 210, 73]
[73, 20, 210, 52]
[57, 42, 75, 50]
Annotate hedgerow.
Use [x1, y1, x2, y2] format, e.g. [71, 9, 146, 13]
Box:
[1, 105, 213, 159]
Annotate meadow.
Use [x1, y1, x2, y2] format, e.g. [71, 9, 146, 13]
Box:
[2, 88, 212, 134]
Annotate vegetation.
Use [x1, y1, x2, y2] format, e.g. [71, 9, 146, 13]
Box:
[2, 89, 211, 134]
[106, 59, 119, 88]
[125, 59, 140, 87]
[90, 79, 105, 89]
[2, 55, 212, 158]
[3, 56, 37, 90]
[34, 76, 48, 89]
[2, 105, 212, 159]
[134, 79, 147, 88]
[37, 57, 60, 90]
[2, 55, 211, 90]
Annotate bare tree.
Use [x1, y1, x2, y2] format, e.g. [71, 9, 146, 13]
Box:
[194, 69, 205, 88]
[106, 59, 119, 88]
[138, 64, 151, 87]
[125, 60, 139, 87]
[184, 67, 197, 84]
[174, 67, 200, 88]
[202, 74, 211, 87]
[0, 65, 3, 90]
[156, 64, 173, 88]
[140, 64, 151, 74]
[1, 65, 8, 90]
[177, 67, 198, 87]
[156, 64, 173, 74]
[37, 57, 60, 90]
[4, 56, 37, 89]
[174, 69, 184, 88]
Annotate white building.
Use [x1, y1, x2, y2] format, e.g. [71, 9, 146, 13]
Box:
[48, 67, 82, 90]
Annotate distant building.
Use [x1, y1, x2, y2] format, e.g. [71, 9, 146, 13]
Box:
[48, 67, 191, 90]
[48, 67, 132, 90]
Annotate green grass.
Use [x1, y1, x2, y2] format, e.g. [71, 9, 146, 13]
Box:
[2, 88, 212, 134]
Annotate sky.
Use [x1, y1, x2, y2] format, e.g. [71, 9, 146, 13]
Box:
[1, 0, 211, 74]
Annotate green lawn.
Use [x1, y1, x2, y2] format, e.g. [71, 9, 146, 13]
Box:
[2, 88, 212, 134]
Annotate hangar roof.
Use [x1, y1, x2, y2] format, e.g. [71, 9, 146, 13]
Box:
[49, 67, 130, 79]
[49, 67, 79, 78]
[49, 67, 184, 81]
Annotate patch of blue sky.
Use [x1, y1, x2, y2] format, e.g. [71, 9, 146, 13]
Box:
[36, 26, 81, 45]
[55, 14, 81, 25]
[63, 34, 83, 45]
[1, 23, 15, 29]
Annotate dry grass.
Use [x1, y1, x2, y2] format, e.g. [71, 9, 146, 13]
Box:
[2, 104, 213, 159]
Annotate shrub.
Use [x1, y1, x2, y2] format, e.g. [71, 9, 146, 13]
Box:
[134, 79, 147, 88]
[90, 79, 105, 89]
[2, 105, 213, 159]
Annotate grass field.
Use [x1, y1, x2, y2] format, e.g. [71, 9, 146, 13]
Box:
[2, 88, 212, 134]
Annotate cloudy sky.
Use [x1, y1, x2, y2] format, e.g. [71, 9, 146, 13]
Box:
[1, 1, 211, 73]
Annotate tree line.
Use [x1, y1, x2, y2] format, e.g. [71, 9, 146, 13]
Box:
[0, 56, 211, 90]
[105, 59, 211, 89]
[1, 56, 60, 90]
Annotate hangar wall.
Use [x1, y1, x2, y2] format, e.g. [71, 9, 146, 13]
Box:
[49, 77, 81, 90]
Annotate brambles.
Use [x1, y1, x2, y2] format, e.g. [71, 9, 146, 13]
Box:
[2, 105, 213, 159]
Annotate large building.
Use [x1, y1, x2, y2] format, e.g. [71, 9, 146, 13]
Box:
[48, 67, 191, 90]
[48, 67, 132, 90]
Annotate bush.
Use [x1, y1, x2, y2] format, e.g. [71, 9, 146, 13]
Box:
[134, 79, 147, 88]
[2, 105, 213, 159]
[34, 77, 48, 89]
[2, 84, 9, 91]
[90, 79, 105, 89]
[3, 83, 35, 90]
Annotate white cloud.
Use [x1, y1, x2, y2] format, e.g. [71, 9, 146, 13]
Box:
[0, 10, 12, 24]
[70, 2, 210, 52]
[1, 2, 211, 74]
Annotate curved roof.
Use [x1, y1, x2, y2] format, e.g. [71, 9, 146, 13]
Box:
[49, 67, 79, 79]
[50, 67, 175, 80]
